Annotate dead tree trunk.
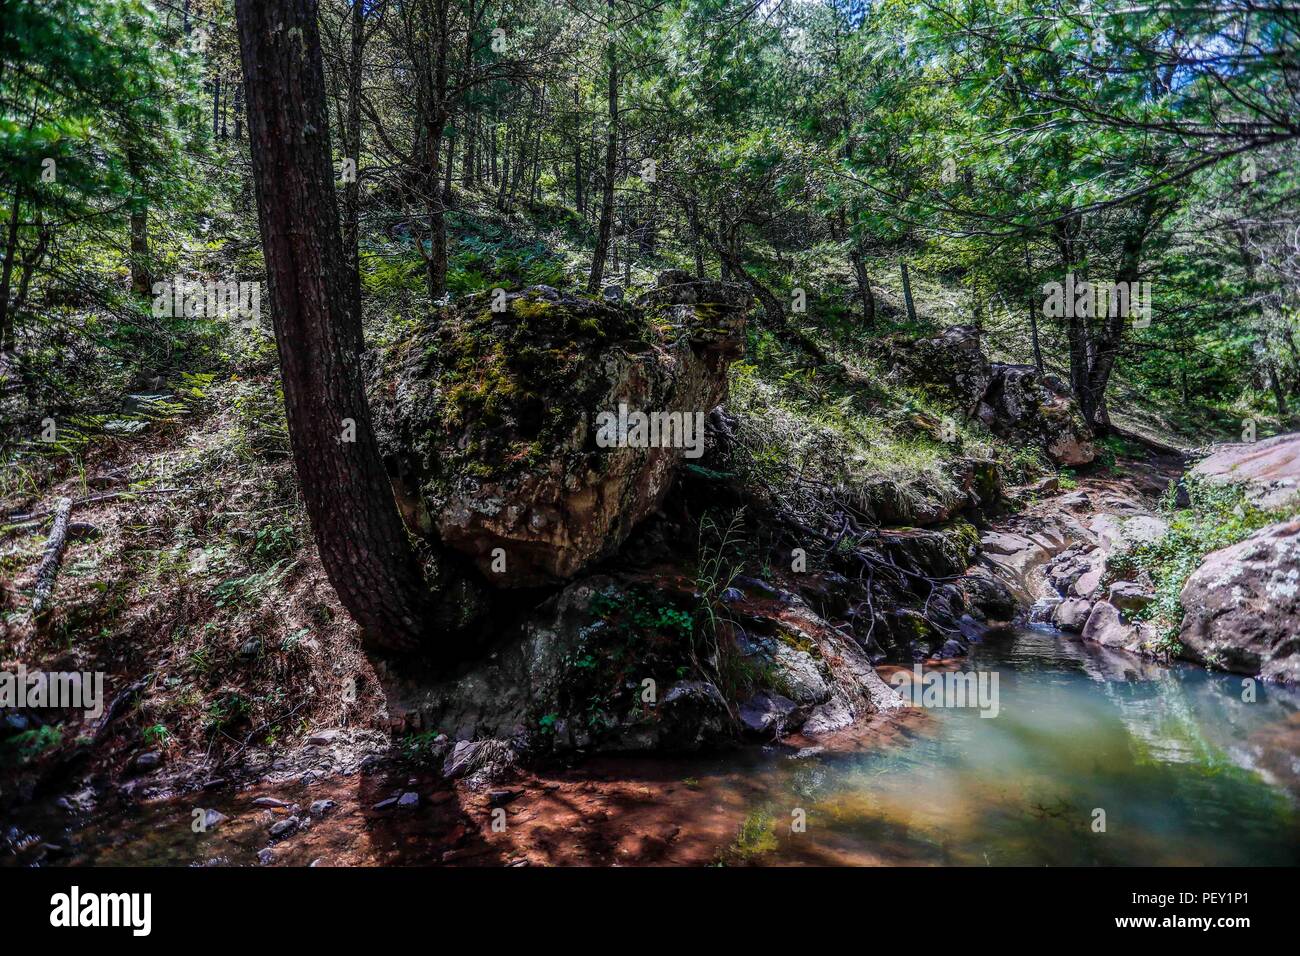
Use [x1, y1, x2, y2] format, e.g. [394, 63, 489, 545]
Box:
[32, 497, 72, 618]
[235, 0, 434, 654]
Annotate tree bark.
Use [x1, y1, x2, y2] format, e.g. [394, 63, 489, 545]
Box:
[234, 0, 433, 654]
[32, 497, 72, 618]
[0, 188, 22, 352]
[342, 0, 365, 311]
[128, 152, 152, 295]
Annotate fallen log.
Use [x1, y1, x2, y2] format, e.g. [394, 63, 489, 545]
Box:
[32, 497, 72, 618]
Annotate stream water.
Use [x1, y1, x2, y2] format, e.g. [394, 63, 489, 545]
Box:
[5, 626, 1299, 866]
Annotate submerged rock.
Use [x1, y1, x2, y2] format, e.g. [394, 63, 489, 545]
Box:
[373, 276, 748, 586]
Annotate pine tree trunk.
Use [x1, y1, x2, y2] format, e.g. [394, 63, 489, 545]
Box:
[234, 0, 434, 654]
[342, 0, 364, 310]
[587, 12, 618, 294]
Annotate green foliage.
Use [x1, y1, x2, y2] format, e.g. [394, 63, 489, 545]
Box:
[725, 808, 778, 863]
[142, 723, 171, 745]
[1, 724, 63, 765]
[1106, 478, 1300, 649]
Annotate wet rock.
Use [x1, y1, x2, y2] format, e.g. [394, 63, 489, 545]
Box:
[738, 690, 798, 736]
[309, 799, 336, 817]
[1178, 518, 1300, 682]
[397, 792, 420, 809]
[257, 848, 275, 865]
[801, 697, 855, 735]
[488, 788, 524, 806]
[656, 681, 732, 751]
[1081, 601, 1159, 656]
[252, 797, 291, 809]
[1053, 597, 1095, 632]
[269, 817, 299, 839]
[1107, 581, 1154, 613]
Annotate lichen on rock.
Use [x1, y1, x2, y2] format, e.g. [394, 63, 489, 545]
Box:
[371, 277, 749, 586]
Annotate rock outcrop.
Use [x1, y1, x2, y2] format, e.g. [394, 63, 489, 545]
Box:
[889, 325, 1096, 466]
[1190, 432, 1300, 510]
[372, 276, 748, 586]
[378, 573, 906, 754]
[1178, 518, 1300, 683]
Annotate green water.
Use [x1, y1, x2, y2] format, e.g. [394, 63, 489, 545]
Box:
[734, 627, 1300, 865]
[5, 627, 1299, 866]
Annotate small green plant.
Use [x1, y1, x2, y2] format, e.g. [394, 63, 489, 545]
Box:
[1, 724, 63, 765]
[143, 723, 171, 745]
[400, 730, 446, 765]
[1057, 469, 1079, 490]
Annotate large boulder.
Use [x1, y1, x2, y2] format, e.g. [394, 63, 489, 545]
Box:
[1081, 600, 1161, 656]
[888, 324, 991, 411]
[887, 326, 1095, 466]
[1178, 518, 1300, 683]
[372, 277, 748, 586]
[1190, 432, 1300, 510]
[977, 363, 1096, 466]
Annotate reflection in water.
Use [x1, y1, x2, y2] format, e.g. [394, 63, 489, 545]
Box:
[5, 628, 1299, 866]
[760, 628, 1300, 865]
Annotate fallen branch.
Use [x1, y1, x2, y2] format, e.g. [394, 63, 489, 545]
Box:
[5, 487, 182, 524]
[32, 497, 72, 617]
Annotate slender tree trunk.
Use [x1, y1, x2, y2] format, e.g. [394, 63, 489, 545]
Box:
[0, 189, 22, 352]
[128, 158, 152, 295]
[421, 0, 451, 301]
[212, 75, 221, 138]
[342, 0, 365, 310]
[686, 199, 705, 278]
[234, 0, 433, 654]
[572, 78, 583, 213]
[587, 6, 618, 294]
[850, 237, 874, 325]
[1025, 241, 1044, 372]
[899, 259, 916, 324]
